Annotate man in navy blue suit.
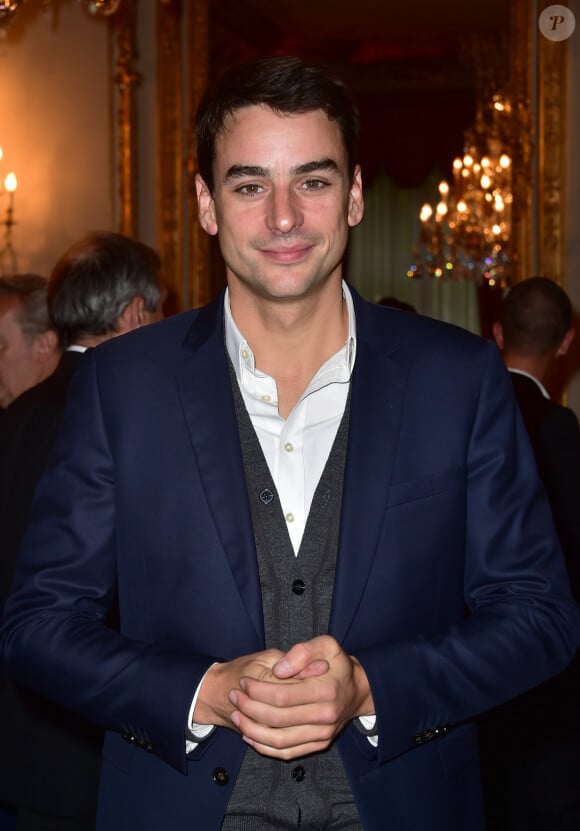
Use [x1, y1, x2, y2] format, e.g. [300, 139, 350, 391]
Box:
[2, 56, 579, 831]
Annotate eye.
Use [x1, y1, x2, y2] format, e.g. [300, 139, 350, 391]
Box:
[236, 183, 263, 196]
[302, 179, 327, 191]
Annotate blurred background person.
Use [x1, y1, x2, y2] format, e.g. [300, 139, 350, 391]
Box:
[492, 276, 580, 594]
[0, 274, 60, 411]
[478, 276, 580, 831]
[0, 232, 165, 831]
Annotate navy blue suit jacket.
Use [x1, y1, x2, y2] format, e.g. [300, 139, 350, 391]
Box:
[2, 289, 579, 831]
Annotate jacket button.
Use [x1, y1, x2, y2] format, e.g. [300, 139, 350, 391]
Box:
[292, 765, 305, 782]
[213, 767, 229, 786]
[292, 579, 306, 596]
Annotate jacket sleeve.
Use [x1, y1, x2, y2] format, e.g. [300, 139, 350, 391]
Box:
[354, 340, 580, 766]
[0, 348, 214, 774]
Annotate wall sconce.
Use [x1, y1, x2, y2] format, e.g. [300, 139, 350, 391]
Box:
[0, 145, 18, 276]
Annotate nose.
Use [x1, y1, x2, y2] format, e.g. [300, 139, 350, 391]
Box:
[265, 188, 303, 234]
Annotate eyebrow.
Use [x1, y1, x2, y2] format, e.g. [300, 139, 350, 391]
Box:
[223, 158, 341, 183]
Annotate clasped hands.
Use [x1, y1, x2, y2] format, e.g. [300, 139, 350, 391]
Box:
[194, 635, 374, 760]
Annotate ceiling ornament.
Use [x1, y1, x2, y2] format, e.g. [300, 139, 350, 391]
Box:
[0, 0, 123, 28]
[0, 0, 23, 27]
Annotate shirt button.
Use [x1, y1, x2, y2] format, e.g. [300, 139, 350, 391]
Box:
[292, 765, 306, 782]
[292, 579, 305, 596]
[284, 442, 294, 453]
[285, 512, 295, 523]
[261, 394, 271, 403]
[241, 348, 249, 360]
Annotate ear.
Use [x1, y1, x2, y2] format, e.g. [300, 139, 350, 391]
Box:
[33, 329, 59, 363]
[347, 165, 364, 228]
[492, 321, 504, 349]
[556, 327, 575, 357]
[195, 173, 219, 236]
[118, 295, 145, 333]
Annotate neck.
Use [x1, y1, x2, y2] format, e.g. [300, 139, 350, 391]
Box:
[230, 281, 349, 417]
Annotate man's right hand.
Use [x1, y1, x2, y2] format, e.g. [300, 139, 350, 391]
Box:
[193, 647, 331, 730]
[193, 649, 285, 728]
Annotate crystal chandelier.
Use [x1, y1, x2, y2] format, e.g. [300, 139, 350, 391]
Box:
[0, 0, 122, 27]
[409, 91, 513, 288]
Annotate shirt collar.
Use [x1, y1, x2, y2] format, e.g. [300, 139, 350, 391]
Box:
[508, 367, 550, 399]
[224, 281, 357, 395]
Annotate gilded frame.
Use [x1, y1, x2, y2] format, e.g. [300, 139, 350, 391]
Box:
[112, 0, 139, 240]
[509, 0, 568, 287]
[155, 0, 210, 312]
[536, 0, 568, 287]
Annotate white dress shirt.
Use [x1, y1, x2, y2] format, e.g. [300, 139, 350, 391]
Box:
[224, 282, 356, 554]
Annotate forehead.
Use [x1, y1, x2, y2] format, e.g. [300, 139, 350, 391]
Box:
[0, 295, 24, 333]
[215, 105, 346, 169]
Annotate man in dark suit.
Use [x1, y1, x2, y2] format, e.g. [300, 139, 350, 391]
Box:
[0, 274, 60, 411]
[478, 277, 580, 830]
[0, 231, 165, 831]
[1, 58, 580, 831]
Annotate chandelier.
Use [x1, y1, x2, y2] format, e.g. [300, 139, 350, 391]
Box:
[408, 91, 514, 288]
[0, 0, 123, 27]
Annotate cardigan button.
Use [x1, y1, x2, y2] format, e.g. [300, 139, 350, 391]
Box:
[292, 579, 306, 596]
[259, 488, 274, 505]
[292, 765, 306, 782]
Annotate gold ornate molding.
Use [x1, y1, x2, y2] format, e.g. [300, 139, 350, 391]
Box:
[156, 0, 209, 312]
[185, 0, 210, 310]
[537, 0, 568, 287]
[112, 0, 140, 238]
[508, 0, 534, 286]
[156, 0, 184, 312]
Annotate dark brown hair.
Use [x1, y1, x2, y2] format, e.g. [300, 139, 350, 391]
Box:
[500, 276, 572, 355]
[195, 55, 360, 193]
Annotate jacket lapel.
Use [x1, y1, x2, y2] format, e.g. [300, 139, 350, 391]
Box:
[330, 298, 406, 643]
[176, 295, 264, 644]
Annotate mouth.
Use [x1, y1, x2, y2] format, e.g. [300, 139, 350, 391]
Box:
[258, 244, 314, 264]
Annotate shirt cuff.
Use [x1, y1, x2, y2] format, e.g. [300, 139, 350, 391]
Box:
[185, 664, 218, 752]
[357, 714, 378, 747]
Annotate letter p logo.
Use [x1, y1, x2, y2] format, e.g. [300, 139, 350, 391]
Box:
[539, 5, 576, 41]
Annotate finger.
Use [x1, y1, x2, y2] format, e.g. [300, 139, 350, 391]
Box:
[243, 735, 333, 760]
[273, 636, 340, 679]
[293, 659, 329, 680]
[233, 710, 337, 753]
[238, 675, 337, 710]
[231, 685, 339, 731]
